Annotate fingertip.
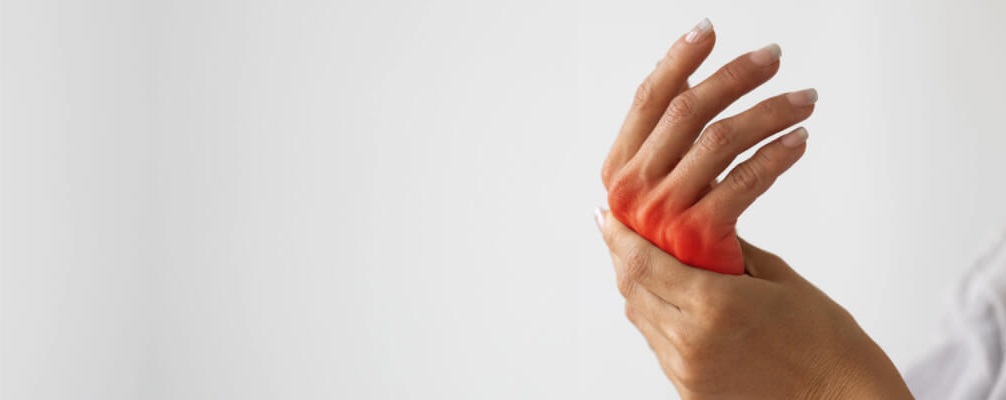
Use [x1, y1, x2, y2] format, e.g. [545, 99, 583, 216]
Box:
[780, 127, 809, 148]
[684, 17, 713, 44]
[786, 88, 819, 107]
[668, 19, 717, 56]
[750, 43, 782, 66]
[594, 206, 607, 232]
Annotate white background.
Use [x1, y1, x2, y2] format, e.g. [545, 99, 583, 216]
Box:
[3, 0, 1006, 399]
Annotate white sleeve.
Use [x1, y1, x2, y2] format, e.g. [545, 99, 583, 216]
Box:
[906, 229, 1006, 399]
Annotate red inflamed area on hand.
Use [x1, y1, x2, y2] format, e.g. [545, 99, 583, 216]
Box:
[608, 183, 745, 275]
[601, 22, 815, 275]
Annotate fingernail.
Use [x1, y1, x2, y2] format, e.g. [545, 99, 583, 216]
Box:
[750, 43, 782, 66]
[685, 17, 713, 44]
[594, 207, 606, 231]
[786, 88, 818, 107]
[781, 127, 809, 148]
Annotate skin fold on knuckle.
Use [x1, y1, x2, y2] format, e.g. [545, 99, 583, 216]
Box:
[624, 303, 640, 325]
[633, 77, 657, 111]
[757, 97, 782, 119]
[698, 120, 733, 154]
[664, 91, 697, 122]
[600, 157, 620, 189]
[664, 322, 690, 350]
[696, 297, 731, 331]
[693, 280, 743, 329]
[728, 161, 764, 193]
[752, 146, 789, 182]
[635, 195, 667, 230]
[718, 62, 747, 88]
[616, 272, 638, 299]
[606, 171, 642, 215]
[622, 245, 652, 284]
[674, 349, 716, 390]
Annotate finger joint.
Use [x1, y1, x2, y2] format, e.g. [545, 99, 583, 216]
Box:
[664, 91, 697, 121]
[698, 121, 733, 153]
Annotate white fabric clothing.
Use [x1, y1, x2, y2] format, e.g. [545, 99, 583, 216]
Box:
[906, 229, 1006, 399]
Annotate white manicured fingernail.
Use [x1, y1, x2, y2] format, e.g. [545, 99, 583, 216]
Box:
[781, 127, 809, 148]
[750, 43, 782, 66]
[594, 207, 606, 231]
[787, 88, 818, 106]
[685, 18, 713, 44]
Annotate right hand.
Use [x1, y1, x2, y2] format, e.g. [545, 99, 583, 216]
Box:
[596, 210, 914, 399]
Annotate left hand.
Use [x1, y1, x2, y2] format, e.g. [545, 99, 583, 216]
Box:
[600, 18, 816, 274]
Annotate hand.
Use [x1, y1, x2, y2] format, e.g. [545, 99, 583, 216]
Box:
[595, 211, 914, 399]
[600, 18, 816, 274]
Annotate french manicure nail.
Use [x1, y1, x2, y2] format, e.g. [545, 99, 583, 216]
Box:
[750, 43, 782, 66]
[781, 127, 809, 148]
[594, 207, 606, 231]
[787, 88, 819, 106]
[685, 18, 713, 44]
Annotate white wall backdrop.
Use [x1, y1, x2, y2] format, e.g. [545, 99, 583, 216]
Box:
[3, 0, 1006, 399]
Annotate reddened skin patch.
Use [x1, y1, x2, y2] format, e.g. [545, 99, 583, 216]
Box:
[609, 189, 744, 275]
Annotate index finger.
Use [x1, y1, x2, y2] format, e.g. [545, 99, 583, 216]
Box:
[597, 208, 714, 309]
[602, 18, 716, 188]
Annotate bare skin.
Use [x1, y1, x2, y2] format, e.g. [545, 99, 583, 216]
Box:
[601, 18, 815, 275]
[596, 214, 913, 399]
[596, 18, 914, 399]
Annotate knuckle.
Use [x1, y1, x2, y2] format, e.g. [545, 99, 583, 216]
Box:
[668, 211, 700, 234]
[728, 161, 764, 192]
[671, 341, 715, 388]
[758, 97, 781, 117]
[606, 171, 642, 212]
[665, 325, 688, 349]
[754, 145, 785, 170]
[719, 63, 745, 86]
[695, 288, 743, 329]
[616, 273, 637, 299]
[676, 340, 707, 367]
[622, 245, 652, 282]
[761, 249, 785, 265]
[635, 196, 666, 229]
[664, 91, 697, 121]
[676, 363, 715, 389]
[633, 78, 656, 110]
[624, 303, 639, 324]
[600, 158, 618, 189]
[700, 300, 732, 329]
[698, 121, 733, 153]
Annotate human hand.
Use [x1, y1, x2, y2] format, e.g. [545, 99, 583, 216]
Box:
[600, 18, 817, 274]
[595, 211, 914, 399]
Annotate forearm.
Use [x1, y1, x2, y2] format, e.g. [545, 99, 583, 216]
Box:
[804, 322, 913, 400]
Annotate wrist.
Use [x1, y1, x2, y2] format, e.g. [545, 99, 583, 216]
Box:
[806, 341, 913, 400]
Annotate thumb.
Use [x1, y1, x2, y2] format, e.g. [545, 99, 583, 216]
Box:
[738, 236, 797, 281]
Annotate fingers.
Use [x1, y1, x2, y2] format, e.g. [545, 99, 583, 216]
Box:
[660, 89, 818, 206]
[598, 209, 709, 308]
[697, 127, 808, 225]
[611, 244, 684, 361]
[624, 303, 682, 386]
[632, 43, 783, 183]
[611, 249, 684, 315]
[602, 18, 715, 188]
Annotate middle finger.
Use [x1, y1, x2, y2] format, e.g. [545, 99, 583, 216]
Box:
[630, 43, 783, 186]
[660, 88, 817, 207]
